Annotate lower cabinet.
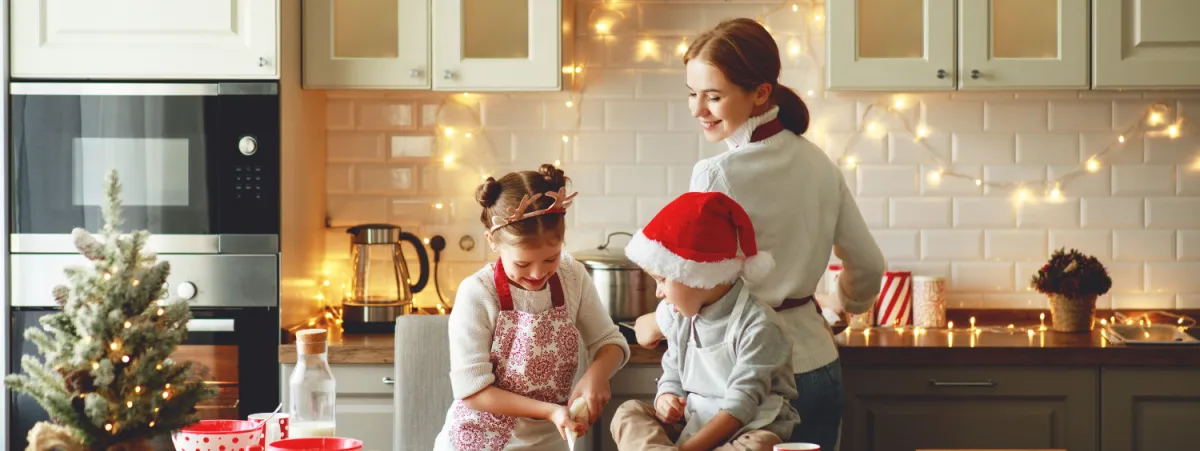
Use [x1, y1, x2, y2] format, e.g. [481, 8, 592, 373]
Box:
[842, 366, 1098, 451]
[1100, 367, 1200, 451]
[592, 365, 661, 451]
[280, 363, 396, 451]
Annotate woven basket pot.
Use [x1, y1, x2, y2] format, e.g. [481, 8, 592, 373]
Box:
[1048, 293, 1098, 333]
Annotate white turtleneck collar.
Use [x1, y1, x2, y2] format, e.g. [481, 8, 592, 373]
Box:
[723, 105, 781, 150]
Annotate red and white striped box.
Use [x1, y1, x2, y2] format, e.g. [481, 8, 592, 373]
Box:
[875, 271, 913, 326]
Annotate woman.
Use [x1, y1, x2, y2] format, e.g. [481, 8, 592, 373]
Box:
[633, 17, 885, 451]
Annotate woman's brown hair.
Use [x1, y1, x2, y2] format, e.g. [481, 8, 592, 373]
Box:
[684, 17, 810, 135]
[475, 163, 570, 246]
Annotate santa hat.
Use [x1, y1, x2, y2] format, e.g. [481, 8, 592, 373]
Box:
[625, 192, 774, 289]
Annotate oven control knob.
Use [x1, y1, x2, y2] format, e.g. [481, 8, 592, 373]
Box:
[177, 282, 198, 300]
[238, 136, 258, 156]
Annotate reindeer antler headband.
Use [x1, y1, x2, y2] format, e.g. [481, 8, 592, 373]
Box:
[489, 187, 578, 233]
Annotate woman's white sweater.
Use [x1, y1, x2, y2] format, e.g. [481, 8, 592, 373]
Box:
[689, 106, 886, 374]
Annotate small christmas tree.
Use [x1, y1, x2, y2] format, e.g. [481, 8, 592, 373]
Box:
[6, 169, 216, 451]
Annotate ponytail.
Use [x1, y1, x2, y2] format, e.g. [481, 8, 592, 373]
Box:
[773, 83, 809, 135]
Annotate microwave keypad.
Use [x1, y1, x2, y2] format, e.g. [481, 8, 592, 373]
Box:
[234, 165, 265, 200]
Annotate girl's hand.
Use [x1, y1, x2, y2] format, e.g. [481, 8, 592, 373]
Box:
[568, 370, 611, 424]
[548, 405, 587, 440]
[655, 393, 686, 424]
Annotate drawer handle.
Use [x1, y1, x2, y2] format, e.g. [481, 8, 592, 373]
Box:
[929, 379, 995, 387]
[382, 377, 395, 385]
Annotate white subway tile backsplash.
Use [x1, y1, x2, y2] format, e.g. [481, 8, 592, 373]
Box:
[857, 165, 918, 196]
[637, 133, 700, 163]
[1081, 197, 1143, 228]
[923, 100, 984, 133]
[952, 133, 1016, 164]
[1111, 165, 1176, 195]
[1146, 198, 1200, 228]
[984, 101, 1047, 132]
[1114, 230, 1175, 262]
[954, 197, 1015, 228]
[921, 229, 982, 260]
[890, 198, 951, 228]
[606, 100, 668, 131]
[573, 132, 636, 163]
[1016, 133, 1079, 165]
[871, 230, 920, 261]
[985, 230, 1047, 261]
[604, 165, 667, 195]
[1180, 230, 1200, 261]
[1049, 100, 1112, 131]
[1019, 201, 1082, 229]
[1049, 229, 1112, 260]
[323, 0, 1200, 309]
[856, 198, 888, 229]
[951, 262, 1014, 292]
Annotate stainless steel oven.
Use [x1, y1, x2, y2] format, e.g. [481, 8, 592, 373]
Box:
[9, 81, 280, 254]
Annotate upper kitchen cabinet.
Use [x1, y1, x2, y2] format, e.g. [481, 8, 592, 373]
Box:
[1092, 0, 1200, 89]
[10, 0, 279, 80]
[827, 0, 1088, 91]
[302, 0, 430, 89]
[959, 0, 1089, 90]
[827, 0, 956, 91]
[303, 0, 564, 91]
[431, 0, 562, 91]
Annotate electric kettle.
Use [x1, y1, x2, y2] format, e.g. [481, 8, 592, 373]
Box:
[342, 224, 429, 334]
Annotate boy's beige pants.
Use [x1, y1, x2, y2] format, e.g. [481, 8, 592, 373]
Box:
[608, 400, 783, 451]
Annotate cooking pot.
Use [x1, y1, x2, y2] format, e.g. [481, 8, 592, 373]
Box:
[574, 232, 660, 322]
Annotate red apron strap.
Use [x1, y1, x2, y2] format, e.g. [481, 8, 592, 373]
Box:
[750, 118, 785, 143]
[549, 274, 565, 308]
[493, 258, 514, 311]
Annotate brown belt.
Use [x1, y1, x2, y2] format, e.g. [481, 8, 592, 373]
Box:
[775, 295, 817, 313]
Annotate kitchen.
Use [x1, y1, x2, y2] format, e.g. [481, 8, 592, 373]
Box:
[4, 1, 1200, 451]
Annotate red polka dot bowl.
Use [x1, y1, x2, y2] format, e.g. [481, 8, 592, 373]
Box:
[172, 420, 264, 451]
[266, 438, 363, 451]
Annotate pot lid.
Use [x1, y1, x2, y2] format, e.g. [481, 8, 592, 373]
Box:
[574, 232, 641, 270]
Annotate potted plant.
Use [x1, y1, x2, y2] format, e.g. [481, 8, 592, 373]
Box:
[1030, 248, 1113, 333]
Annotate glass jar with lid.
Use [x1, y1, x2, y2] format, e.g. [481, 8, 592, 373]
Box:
[288, 328, 337, 438]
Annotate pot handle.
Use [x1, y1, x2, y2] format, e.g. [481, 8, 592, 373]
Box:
[599, 231, 633, 250]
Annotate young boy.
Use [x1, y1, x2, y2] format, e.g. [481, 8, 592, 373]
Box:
[610, 192, 799, 451]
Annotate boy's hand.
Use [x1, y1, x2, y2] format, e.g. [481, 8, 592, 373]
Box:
[568, 369, 610, 424]
[634, 312, 664, 348]
[548, 405, 587, 440]
[655, 393, 686, 424]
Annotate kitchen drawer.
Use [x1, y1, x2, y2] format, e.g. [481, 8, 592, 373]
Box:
[842, 366, 1097, 451]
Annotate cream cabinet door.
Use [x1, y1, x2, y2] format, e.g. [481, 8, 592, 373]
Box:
[959, 0, 1089, 90]
[1093, 0, 1200, 89]
[11, 0, 278, 79]
[302, 0, 430, 90]
[827, 0, 956, 91]
[431, 0, 562, 91]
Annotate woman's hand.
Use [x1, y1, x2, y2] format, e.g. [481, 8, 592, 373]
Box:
[568, 369, 611, 425]
[547, 405, 587, 440]
[634, 312, 664, 349]
[654, 393, 686, 424]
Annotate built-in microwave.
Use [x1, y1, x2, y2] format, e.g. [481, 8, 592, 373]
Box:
[9, 81, 280, 254]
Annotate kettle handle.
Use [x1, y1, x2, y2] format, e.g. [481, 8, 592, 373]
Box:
[599, 231, 633, 250]
[397, 231, 431, 294]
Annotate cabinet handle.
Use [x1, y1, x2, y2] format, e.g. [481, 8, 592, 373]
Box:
[410, 68, 424, 78]
[382, 377, 395, 385]
[929, 379, 995, 387]
[936, 69, 947, 79]
[970, 69, 981, 79]
[443, 70, 456, 80]
[259, 57, 269, 68]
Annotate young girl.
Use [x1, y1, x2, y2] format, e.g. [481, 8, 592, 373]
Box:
[634, 18, 885, 451]
[433, 164, 631, 451]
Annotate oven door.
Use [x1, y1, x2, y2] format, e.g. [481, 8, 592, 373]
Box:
[7, 307, 279, 451]
[9, 82, 280, 254]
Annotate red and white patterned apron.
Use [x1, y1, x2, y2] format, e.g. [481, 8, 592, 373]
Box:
[447, 259, 581, 451]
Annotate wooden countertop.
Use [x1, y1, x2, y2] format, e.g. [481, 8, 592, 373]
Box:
[281, 310, 1200, 367]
